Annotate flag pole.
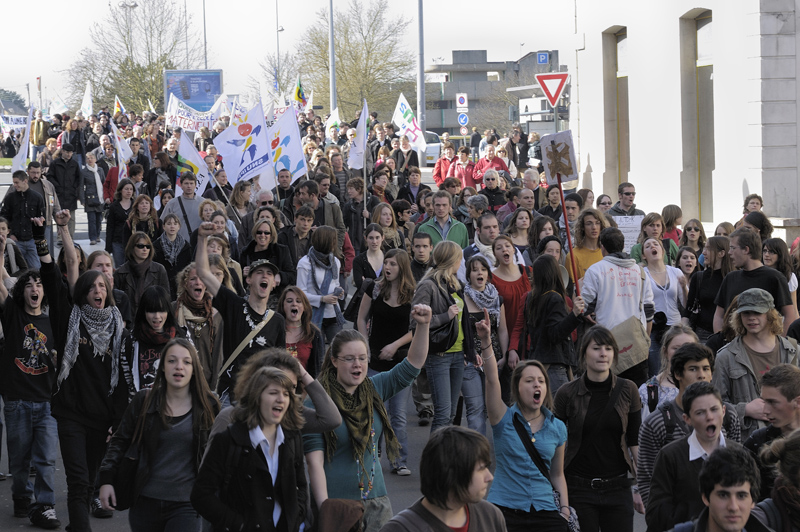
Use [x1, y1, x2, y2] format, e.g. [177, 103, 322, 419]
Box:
[551, 138, 580, 297]
[212, 175, 243, 227]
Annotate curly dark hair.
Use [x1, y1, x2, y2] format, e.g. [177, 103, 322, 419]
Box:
[12, 270, 48, 310]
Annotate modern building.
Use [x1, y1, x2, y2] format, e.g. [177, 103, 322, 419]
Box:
[425, 49, 565, 136]
[571, 0, 799, 228]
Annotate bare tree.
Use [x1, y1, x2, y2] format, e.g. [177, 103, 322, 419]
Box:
[251, 0, 414, 120]
[62, 0, 204, 114]
[247, 51, 302, 106]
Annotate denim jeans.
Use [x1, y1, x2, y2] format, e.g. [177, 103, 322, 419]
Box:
[385, 384, 411, 468]
[129, 495, 201, 532]
[4, 399, 58, 507]
[648, 330, 661, 378]
[57, 417, 109, 532]
[411, 368, 433, 416]
[86, 211, 103, 242]
[425, 351, 465, 432]
[547, 364, 570, 395]
[567, 482, 634, 532]
[461, 363, 486, 435]
[31, 144, 45, 162]
[112, 242, 126, 268]
[15, 238, 40, 270]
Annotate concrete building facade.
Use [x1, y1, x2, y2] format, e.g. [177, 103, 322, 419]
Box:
[571, 0, 799, 226]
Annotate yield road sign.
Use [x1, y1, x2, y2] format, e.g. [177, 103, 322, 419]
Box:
[535, 72, 569, 108]
[457, 113, 469, 126]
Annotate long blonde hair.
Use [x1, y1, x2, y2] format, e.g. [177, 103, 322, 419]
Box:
[422, 241, 462, 291]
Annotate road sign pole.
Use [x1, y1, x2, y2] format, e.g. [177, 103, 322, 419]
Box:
[554, 103, 559, 133]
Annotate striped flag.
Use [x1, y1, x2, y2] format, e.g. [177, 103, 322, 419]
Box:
[114, 95, 127, 115]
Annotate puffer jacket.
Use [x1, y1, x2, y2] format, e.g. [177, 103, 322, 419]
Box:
[712, 335, 798, 440]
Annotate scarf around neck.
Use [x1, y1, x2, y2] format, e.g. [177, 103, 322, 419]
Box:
[473, 237, 497, 267]
[319, 366, 399, 465]
[177, 292, 216, 346]
[87, 164, 103, 200]
[159, 231, 186, 266]
[60, 304, 124, 393]
[464, 282, 501, 321]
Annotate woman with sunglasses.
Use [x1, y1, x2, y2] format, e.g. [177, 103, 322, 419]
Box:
[679, 219, 707, 267]
[113, 232, 170, 318]
[595, 194, 613, 214]
[240, 218, 295, 297]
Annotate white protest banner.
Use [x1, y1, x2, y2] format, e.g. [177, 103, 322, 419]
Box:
[268, 107, 308, 184]
[273, 104, 291, 120]
[165, 93, 225, 132]
[263, 102, 275, 128]
[176, 137, 212, 197]
[80, 81, 93, 117]
[148, 99, 157, 114]
[325, 108, 340, 136]
[49, 94, 69, 117]
[303, 91, 314, 114]
[1, 115, 29, 136]
[12, 107, 33, 172]
[391, 93, 427, 152]
[215, 101, 271, 184]
[613, 215, 644, 254]
[109, 121, 133, 181]
[541, 130, 579, 187]
[348, 100, 369, 170]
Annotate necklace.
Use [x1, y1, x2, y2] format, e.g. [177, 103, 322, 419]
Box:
[525, 411, 544, 442]
[356, 427, 377, 500]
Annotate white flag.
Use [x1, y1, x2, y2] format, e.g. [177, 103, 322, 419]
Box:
[80, 81, 93, 117]
[268, 107, 308, 184]
[348, 100, 369, 170]
[391, 93, 427, 152]
[214, 101, 271, 184]
[325, 108, 340, 137]
[176, 138, 213, 197]
[148, 98, 157, 114]
[49, 95, 69, 117]
[11, 107, 33, 172]
[303, 91, 314, 114]
[109, 121, 133, 181]
[263, 101, 275, 128]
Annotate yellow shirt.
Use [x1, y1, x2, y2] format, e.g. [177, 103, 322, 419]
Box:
[446, 292, 465, 353]
[566, 246, 604, 282]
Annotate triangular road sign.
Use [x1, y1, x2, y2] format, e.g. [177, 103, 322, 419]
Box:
[535, 73, 569, 108]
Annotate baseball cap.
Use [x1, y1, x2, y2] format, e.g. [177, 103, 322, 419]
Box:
[247, 259, 279, 277]
[736, 288, 774, 314]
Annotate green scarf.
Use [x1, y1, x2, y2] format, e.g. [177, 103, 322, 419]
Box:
[319, 366, 400, 466]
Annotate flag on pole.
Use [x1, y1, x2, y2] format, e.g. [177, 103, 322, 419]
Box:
[114, 96, 127, 115]
[49, 94, 69, 117]
[268, 107, 308, 184]
[176, 138, 213, 197]
[11, 107, 33, 172]
[293, 76, 307, 108]
[148, 98, 157, 114]
[80, 81, 93, 117]
[391, 93, 427, 153]
[214, 101, 271, 184]
[324, 108, 340, 137]
[109, 121, 133, 181]
[303, 91, 314, 114]
[348, 100, 369, 170]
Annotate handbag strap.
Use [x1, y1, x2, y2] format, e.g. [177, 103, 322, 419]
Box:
[177, 196, 193, 234]
[216, 310, 274, 386]
[512, 414, 554, 487]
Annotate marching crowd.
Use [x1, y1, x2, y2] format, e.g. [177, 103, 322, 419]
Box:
[1, 103, 800, 532]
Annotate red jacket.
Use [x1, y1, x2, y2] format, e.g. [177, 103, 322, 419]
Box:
[473, 156, 509, 188]
[103, 166, 120, 202]
[447, 160, 479, 190]
[432, 156, 456, 186]
[341, 232, 355, 274]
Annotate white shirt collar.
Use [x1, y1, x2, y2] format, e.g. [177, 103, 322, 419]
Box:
[687, 429, 726, 461]
[249, 424, 285, 455]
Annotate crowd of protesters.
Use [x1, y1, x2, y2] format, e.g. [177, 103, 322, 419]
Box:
[0, 103, 799, 532]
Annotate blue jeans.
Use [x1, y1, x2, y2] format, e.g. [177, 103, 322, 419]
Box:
[4, 399, 57, 507]
[648, 330, 661, 378]
[31, 144, 45, 162]
[385, 385, 411, 468]
[425, 351, 465, 432]
[112, 242, 125, 268]
[129, 495, 200, 532]
[86, 211, 103, 242]
[15, 238, 40, 270]
[547, 364, 570, 395]
[461, 363, 486, 435]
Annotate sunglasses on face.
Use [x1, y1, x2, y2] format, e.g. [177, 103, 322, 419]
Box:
[135, 244, 151, 249]
[686, 227, 700, 232]
[623, 191, 636, 196]
[599, 201, 612, 206]
[256, 231, 272, 236]
[260, 201, 274, 206]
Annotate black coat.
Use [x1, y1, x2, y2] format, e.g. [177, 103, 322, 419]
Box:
[479, 186, 506, 214]
[47, 156, 82, 210]
[240, 241, 297, 292]
[152, 237, 192, 300]
[98, 389, 218, 506]
[191, 421, 307, 532]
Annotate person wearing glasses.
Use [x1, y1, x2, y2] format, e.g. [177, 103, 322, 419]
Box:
[608, 182, 645, 217]
[304, 306, 432, 532]
[240, 218, 296, 298]
[679, 219, 708, 267]
[596, 194, 614, 214]
[113, 232, 171, 318]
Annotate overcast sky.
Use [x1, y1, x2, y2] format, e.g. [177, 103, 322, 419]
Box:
[5, 0, 575, 110]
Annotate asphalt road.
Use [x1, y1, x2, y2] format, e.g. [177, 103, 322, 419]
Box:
[0, 167, 647, 531]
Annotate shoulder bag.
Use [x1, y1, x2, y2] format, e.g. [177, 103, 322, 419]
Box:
[609, 265, 651, 374]
[216, 310, 275, 390]
[428, 283, 459, 353]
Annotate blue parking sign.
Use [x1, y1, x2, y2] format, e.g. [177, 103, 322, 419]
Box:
[537, 52, 549, 65]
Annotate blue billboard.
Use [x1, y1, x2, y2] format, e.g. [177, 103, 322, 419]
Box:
[163, 70, 223, 112]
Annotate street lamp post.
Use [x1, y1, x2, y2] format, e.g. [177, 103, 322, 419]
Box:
[276, 0, 284, 95]
[118, 0, 138, 55]
[203, 0, 208, 69]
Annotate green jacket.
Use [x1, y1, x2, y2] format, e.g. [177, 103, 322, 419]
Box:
[416, 216, 468, 248]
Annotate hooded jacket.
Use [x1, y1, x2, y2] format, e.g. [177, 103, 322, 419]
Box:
[581, 254, 655, 330]
[608, 201, 645, 217]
